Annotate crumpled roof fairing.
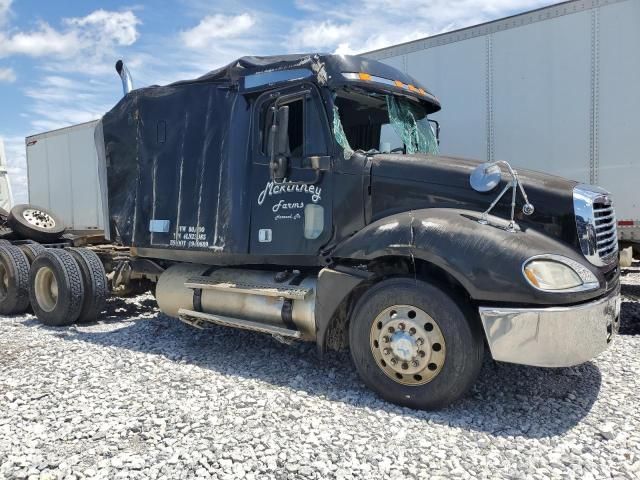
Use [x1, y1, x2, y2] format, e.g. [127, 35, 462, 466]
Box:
[171, 53, 441, 113]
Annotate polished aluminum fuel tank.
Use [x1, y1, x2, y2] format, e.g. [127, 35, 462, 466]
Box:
[155, 264, 317, 340]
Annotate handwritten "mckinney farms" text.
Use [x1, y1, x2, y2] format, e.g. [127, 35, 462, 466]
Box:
[257, 180, 322, 206]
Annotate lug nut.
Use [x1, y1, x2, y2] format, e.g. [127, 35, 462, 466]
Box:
[390, 358, 397, 365]
[383, 336, 390, 343]
[416, 338, 424, 346]
[398, 323, 405, 330]
[383, 348, 392, 355]
[409, 327, 416, 335]
[418, 350, 426, 358]
[388, 326, 395, 334]
[411, 360, 419, 368]
[401, 362, 409, 370]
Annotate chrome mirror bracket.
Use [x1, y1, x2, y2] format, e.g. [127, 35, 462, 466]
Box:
[473, 161, 534, 232]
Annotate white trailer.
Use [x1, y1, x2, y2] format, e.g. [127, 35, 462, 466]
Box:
[0, 138, 15, 211]
[25, 120, 104, 234]
[365, 0, 640, 244]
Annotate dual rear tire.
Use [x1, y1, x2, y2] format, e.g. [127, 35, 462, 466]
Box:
[28, 248, 107, 326]
[0, 245, 31, 314]
[0, 244, 107, 326]
[29, 249, 85, 326]
[66, 248, 108, 323]
[19, 242, 46, 264]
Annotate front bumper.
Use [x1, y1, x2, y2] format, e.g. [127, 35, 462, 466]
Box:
[479, 286, 620, 367]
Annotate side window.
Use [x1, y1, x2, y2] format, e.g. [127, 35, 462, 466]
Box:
[261, 98, 304, 157]
[287, 99, 304, 157]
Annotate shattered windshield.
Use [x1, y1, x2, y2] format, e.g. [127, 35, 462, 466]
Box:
[332, 89, 439, 159]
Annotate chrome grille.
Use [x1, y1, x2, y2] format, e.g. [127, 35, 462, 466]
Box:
[593, 201, 617, 259]
[573, 185, 618, 267]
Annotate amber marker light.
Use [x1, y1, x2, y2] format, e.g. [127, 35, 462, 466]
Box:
[524, 268, 541, 288]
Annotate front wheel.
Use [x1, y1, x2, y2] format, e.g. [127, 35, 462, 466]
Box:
[349, 277, 484, 410]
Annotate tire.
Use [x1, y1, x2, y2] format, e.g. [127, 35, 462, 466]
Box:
[66, 247, 107, 323]
[19, 243, 46, 264]
[28, 249, 84, 326]
[0, 207, 8, 222]
[0, 245, 31, 314]
[349, 277, 484, 410]
[8, 204, 65, 243]
[0, 239, 11, 246]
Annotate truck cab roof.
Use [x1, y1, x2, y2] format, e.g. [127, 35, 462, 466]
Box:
[170, 53, 441, 114]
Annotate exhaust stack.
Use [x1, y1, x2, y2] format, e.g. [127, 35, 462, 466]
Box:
[115, 59, 133, 96]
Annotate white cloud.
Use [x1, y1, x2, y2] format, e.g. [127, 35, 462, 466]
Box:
[0, 66, 15, 82]
[0, 0, 11, 26]
[24, 75, 112, 133]
[287, 0, 554, 54]
[0, 9, 140, 59]
[66, 9, 140, 46]
[181, 13, 255, 49]
[289, 21, 351, 49]
[0, 23, 79, 58]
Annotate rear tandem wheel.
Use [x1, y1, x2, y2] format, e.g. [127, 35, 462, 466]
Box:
[0, 245, 31, 314]
[28, 249, 84, 326]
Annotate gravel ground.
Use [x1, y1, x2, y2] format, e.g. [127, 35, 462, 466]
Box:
[0, 269, 639, 480]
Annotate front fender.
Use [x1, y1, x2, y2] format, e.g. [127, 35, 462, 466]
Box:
[332, 208, 610, 305]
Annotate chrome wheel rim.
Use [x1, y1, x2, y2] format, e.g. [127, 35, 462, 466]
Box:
[34, 266, 58, 312]
[22, 209, 55, 229]
[370, 305, 446, 386]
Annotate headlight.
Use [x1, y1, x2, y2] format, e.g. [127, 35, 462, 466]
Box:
[523, 255, 599, 292]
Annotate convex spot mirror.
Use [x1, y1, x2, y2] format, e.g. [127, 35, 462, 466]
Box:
[470, 162, 502, 192]
[269, 105, 290, 182]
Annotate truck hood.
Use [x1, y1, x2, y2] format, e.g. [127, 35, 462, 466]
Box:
[369, 153, 580, 247]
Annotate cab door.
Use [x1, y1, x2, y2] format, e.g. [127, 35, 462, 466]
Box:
[250, 84, 333, 256]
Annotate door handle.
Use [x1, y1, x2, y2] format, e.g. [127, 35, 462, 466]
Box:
[301, 155, 330, 171]
[276, 156, 330, 186]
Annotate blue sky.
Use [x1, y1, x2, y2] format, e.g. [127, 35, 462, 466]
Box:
[0, 0, 553, 202]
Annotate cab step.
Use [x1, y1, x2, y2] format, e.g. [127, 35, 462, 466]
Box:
[184, 276, 311, 300]
[177, 308, 302, 339]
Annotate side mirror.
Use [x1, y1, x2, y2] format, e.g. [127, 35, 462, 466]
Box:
[270, 105, 289, 182]
[428, 119, 440, 145]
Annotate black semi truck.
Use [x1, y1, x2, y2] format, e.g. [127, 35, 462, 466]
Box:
[22, 54, 621, 409]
